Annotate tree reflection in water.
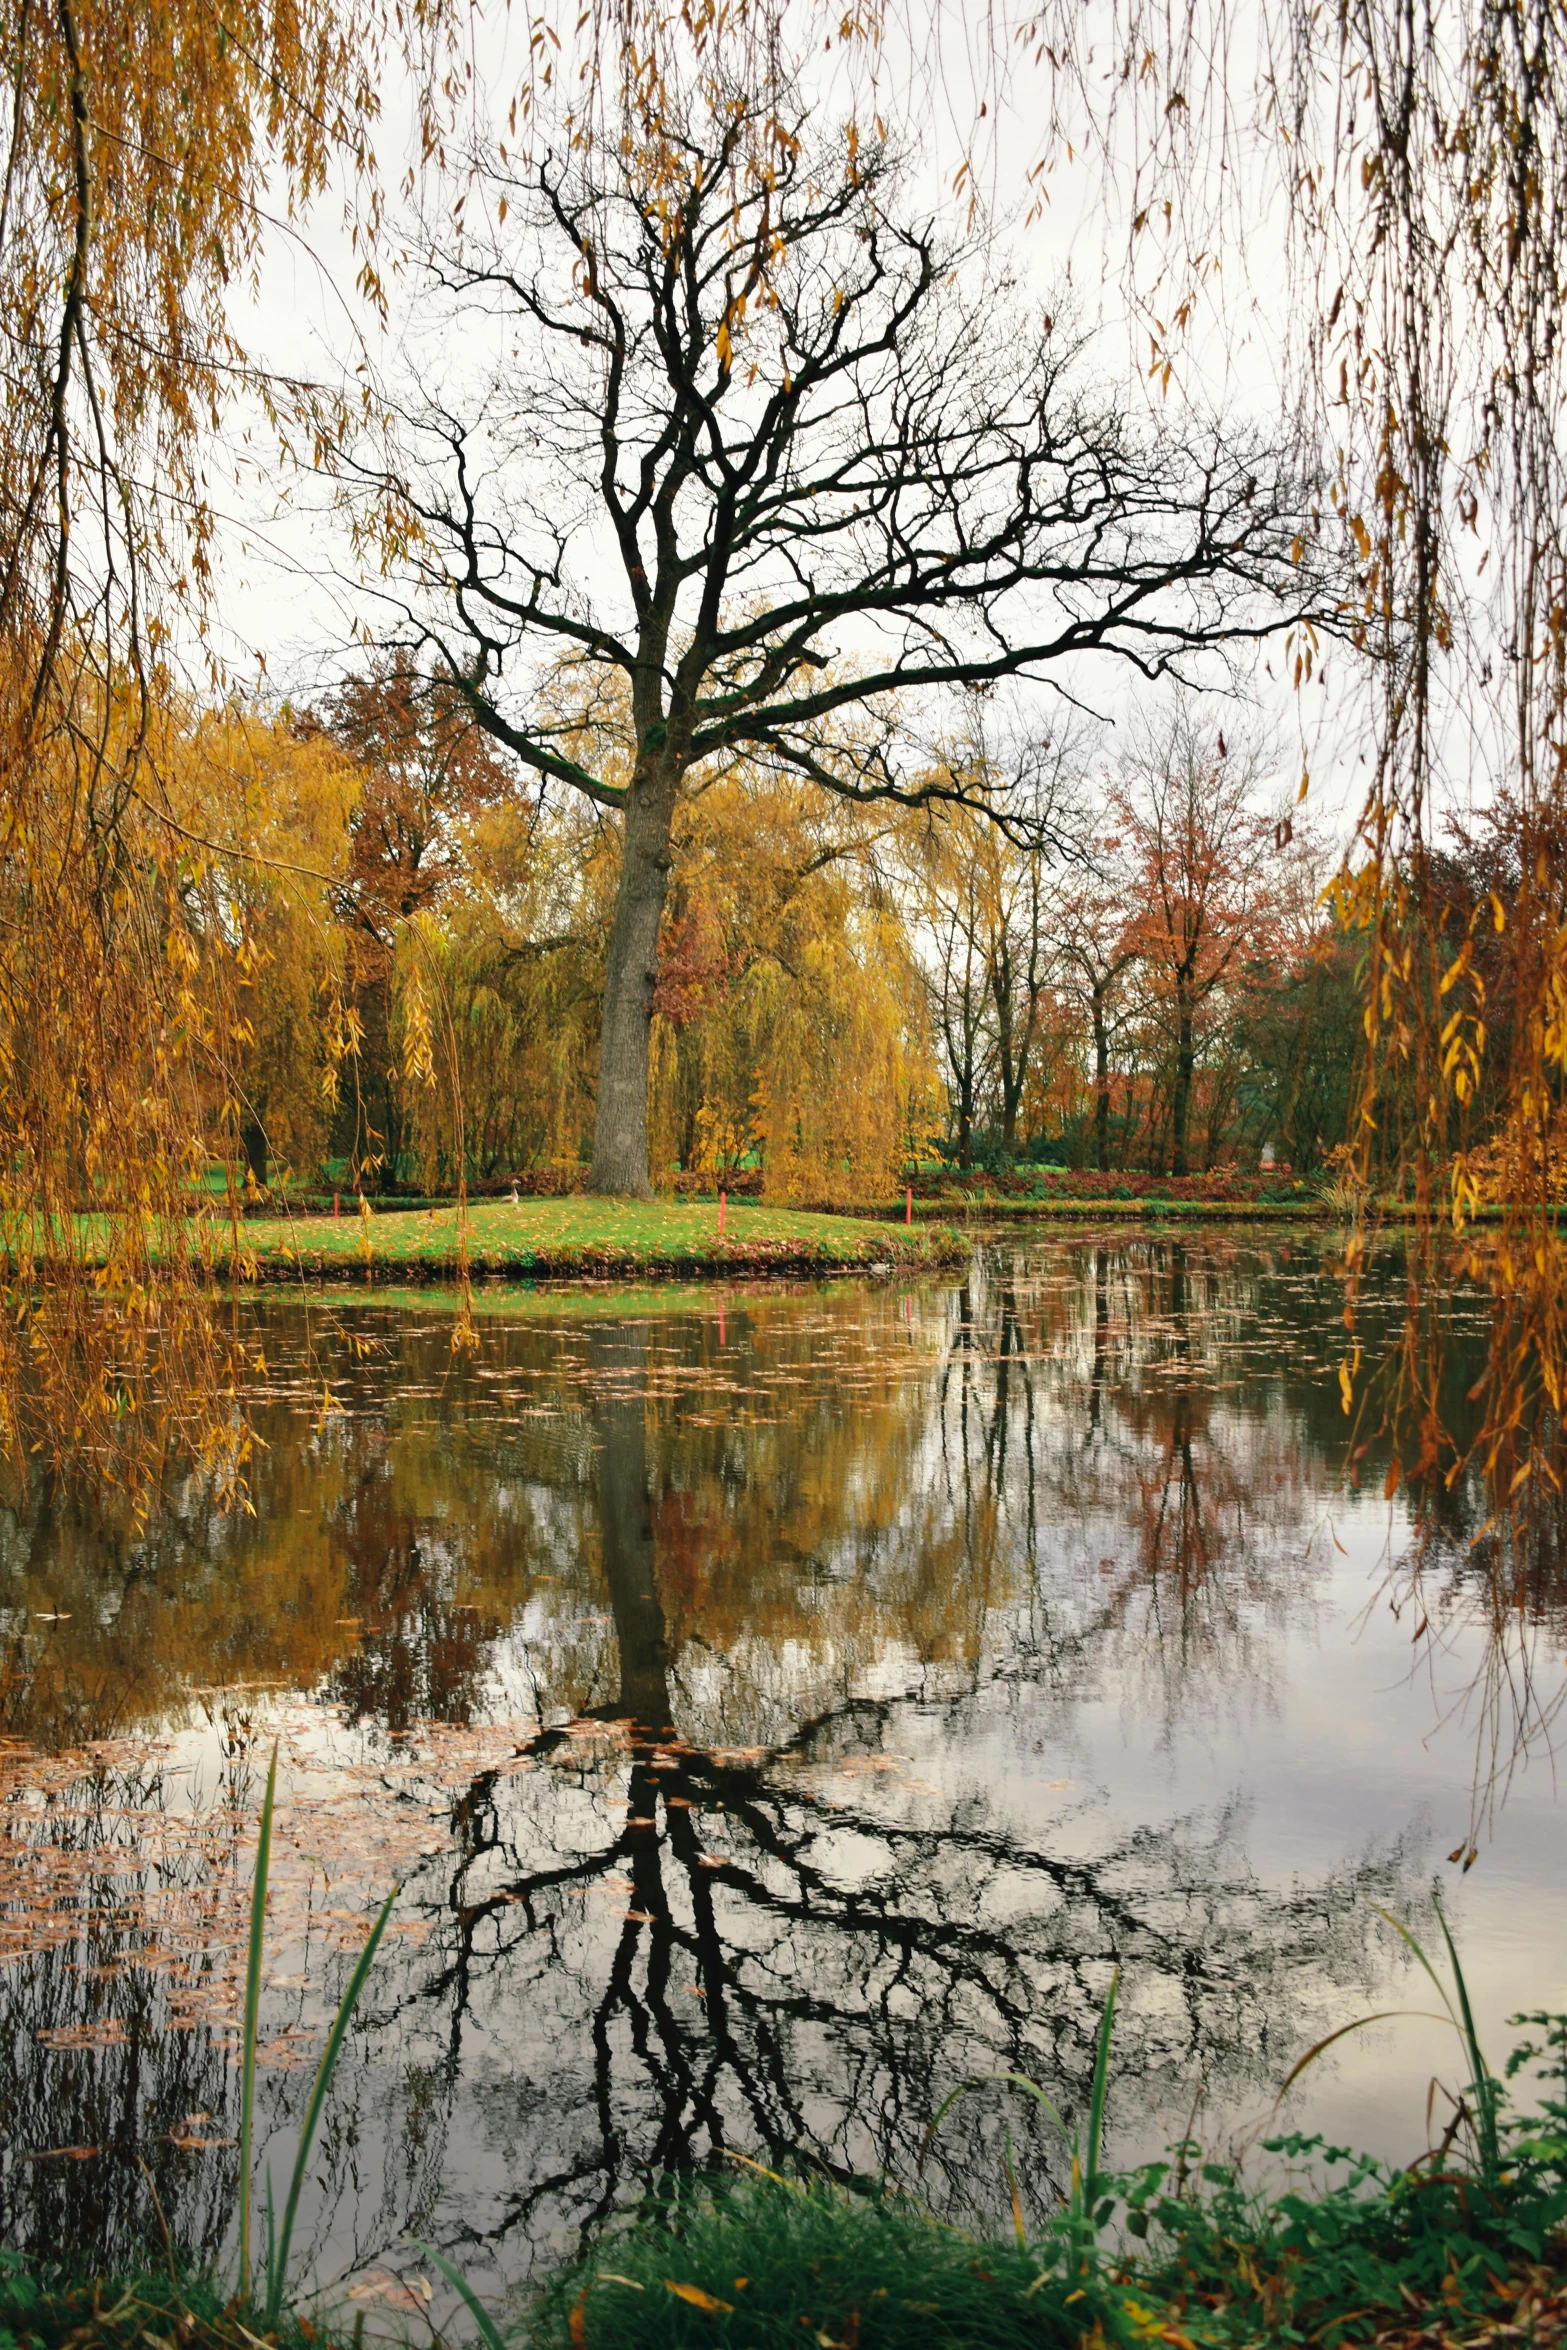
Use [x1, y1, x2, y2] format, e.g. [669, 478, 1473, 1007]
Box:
[0, 1237, 1547, 2292]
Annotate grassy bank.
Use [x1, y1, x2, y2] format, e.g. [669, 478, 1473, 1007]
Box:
[530, 2150, 1567, 2348]
[903, 1193, 1328, 1222]
[7, 2143, 1565, 2350]
[225, 1197, 966, 1282]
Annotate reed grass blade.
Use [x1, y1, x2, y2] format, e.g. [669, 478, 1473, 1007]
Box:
[413, 2240, 511, 2350]
[1085, 1968, 1120, 2208]
[239, 1746, 278, 2300]
[265, 1883, 399, 2324]
[1434, 1890, 1499, 2178]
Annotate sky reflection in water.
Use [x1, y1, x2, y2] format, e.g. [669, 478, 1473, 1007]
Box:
[0, 1231, 1562, 2316]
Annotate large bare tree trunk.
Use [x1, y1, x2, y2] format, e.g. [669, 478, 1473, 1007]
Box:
[590, 762, 678, 1196]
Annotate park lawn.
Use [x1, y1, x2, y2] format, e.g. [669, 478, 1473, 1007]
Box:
[228, 1195, 963, 1281]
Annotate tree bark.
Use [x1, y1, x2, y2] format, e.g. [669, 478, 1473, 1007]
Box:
[241, 1118, 268, 1190]
[955, 1078, 974, 1168]
[1092, 984, 1112, 1172]
[996, 992, 1020, 1155]
[590, 761, 678, 1196]
[1170, 993, 1195, 1177]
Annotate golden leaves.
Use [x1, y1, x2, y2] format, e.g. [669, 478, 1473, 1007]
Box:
[665, 2281, 734, 2316]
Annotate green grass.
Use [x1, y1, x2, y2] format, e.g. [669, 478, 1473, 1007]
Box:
[0, 2257, 356, 2350]
[530, 2172, 1068, 2349]
[224, 1197, 961, 1281]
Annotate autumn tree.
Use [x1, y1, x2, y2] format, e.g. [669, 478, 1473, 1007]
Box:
[1059, 837, 1142, 1173]
[644, 766, 928, 1202]
[906, 715, 1083, 1164]
[177, 710, 359, 1192]
[371, 44, 1309, 1198]
[396, 791, 616, 1184]
[1116, 714, 1285, 1177]
[0, 0, 400, 1494]
[323, 662, 512, 1187]
[916, 815, 993, 1171]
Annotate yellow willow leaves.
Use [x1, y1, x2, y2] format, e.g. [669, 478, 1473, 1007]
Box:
[0, 689, 366, 1506]
[401, 962, 439, 1091]
[642, 763, 929, 1206]
[0, 0, 389, 1508]
[1338, 1347, 1360, 1417]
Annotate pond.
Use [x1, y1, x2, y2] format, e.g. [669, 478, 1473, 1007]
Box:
[0, 1230, 1563, 2321]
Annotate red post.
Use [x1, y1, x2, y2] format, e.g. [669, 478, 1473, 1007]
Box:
[333, 1191, 340, 1219]
[719, 1188, 727, 1238]
[905, 1184, 913, 1226]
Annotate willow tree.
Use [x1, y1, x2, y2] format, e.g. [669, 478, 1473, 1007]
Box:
[0, 0, 402, 1498]
[380, 51, 1310, 1196]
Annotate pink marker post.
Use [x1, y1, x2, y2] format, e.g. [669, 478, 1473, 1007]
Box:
[719, 1188, 727, 1239]
[905, 1184, 913, 1226]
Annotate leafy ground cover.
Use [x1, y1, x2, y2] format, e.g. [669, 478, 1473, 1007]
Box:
[913, 1164, 1313, 1208]
[528, 2154, 1567, 2349]
[224, 1199, 963, 1282]
[7, 2151, 1565, 2350]
[907, 1192, 1326, 1221]
[0, 2261, 344, 2350]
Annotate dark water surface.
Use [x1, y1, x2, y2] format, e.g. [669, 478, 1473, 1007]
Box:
[0, 1231, 1562, 2316]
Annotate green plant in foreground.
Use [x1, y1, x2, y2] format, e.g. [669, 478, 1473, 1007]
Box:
[1274, 1889, 1505, 2186]
[237, 1745, 275, 2301]
[236, 1744, 399, 2326]
[0, 2252, 356, 2350]
[926, 1968, 1121, 2282]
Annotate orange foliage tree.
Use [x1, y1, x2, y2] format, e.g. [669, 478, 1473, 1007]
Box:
[1113, 715, 1289, 1178]
[323, 663, 513, 1188]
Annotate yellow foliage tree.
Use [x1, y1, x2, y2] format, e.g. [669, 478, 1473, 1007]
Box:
[643, 768, 933, 1205]
[167, 709, 360, 1192]
[394, 795, 616, 1186]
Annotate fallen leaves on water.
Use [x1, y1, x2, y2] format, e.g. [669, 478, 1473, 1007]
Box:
[347, 2270, 433, 2312]
[38, 2018, 129, 2049]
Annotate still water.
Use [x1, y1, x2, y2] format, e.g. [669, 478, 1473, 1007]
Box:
[0, 1231, 1562, 2316]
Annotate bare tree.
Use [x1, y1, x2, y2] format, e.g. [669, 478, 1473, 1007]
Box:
[905, 716, 1081, 1164]
[376, 62, 1308, 1194]
[1117, 713, 1282, 1178]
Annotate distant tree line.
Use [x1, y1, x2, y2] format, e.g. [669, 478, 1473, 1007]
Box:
[189, 667, 1369, 1201]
